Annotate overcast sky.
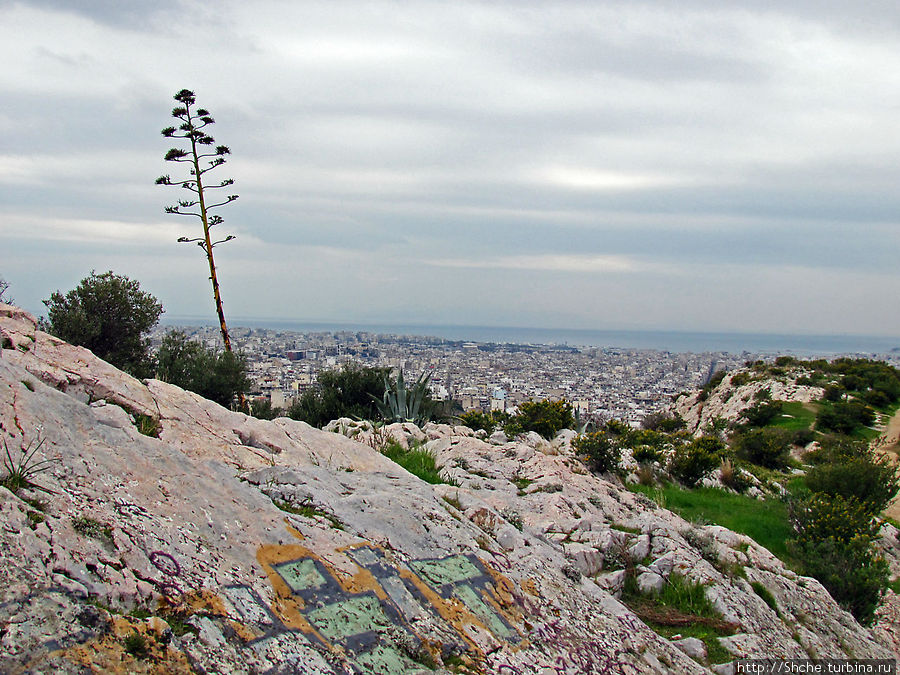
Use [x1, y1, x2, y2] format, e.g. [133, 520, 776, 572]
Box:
[2, 1, 899, 336]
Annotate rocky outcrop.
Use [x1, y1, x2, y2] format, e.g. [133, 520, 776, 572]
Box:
[673, 371, 824, 435]
[0, 304, 895, 673]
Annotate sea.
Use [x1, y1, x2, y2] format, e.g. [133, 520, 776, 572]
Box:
[164, 316, 900, 357]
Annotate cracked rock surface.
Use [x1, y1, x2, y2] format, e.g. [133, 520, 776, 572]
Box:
[0, 303, 897, 674]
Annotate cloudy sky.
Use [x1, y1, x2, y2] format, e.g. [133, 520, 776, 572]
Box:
[2, 1, 899, 336]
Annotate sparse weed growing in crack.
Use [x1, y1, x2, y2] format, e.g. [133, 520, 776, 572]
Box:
[133, 414, 160, 438]
[501, 508, 524, 531]
[441, 493, 463, 510]
[1, 430, 56, 495]
[72, 516, 114, 544]
[273, 498, 344, 530]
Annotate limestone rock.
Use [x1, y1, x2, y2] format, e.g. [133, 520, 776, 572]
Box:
[0, 307, 895, 674]
[672, 636, 707, 661]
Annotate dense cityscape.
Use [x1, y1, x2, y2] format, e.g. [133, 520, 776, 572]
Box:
[149, 324, 892, 424]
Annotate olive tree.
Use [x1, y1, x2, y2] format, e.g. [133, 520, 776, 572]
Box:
[42, 271, 163, 377]
[156, 89, 238, 352]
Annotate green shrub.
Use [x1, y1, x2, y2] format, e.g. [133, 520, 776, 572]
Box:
[817, 400, 875, 435]
[247, 397, 283, 420]
[730, 372, 752, 387]
[42, 271, 163, 378]
[740, 400, 783, 427]
[791, 428, 815, 447]
[641, 412, 686, 432]
[789, 493, 878, 546]
[459, 410, 496, 433]
[156, 330, 250, 408]
[287, 363, 391, 427]
[669, 436, 726, 487]
[804, 453, 899, 516]
[573, 431, 620, 473]
[823, 385, 844, 402]
[804, 435, 867, 464]
[632, 445, 662, 464]
[513, 399, 574, 439]
[732, 427, 792, 469]
[123, 631, 149, 657]
[787, 491, 890, 624]
[790, 535, 888, 626]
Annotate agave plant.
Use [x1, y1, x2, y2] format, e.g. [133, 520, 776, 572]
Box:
[574, 408, 595, 435]
[374, 370, 434, 426]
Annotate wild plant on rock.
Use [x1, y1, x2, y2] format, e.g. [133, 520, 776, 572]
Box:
[1, 430, 56, 494]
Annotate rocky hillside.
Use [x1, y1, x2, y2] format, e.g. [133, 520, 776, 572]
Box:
[672, 371, 824, 436]
[0, 303, 897, 674]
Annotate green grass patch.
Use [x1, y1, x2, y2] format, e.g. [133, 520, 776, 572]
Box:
[622, 573, 737, 665]
[630, 485, 795, 565]
[382, 442, 458, 486]
[133, 414, 160, 438]
[769, 401, 818, 432]
[643, 622, 733, 664]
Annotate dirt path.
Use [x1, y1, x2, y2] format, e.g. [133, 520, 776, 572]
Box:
[874, 407, 900, 521]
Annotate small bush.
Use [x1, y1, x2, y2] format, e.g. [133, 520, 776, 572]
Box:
[791, 428, 816, 447]
[43, 271, 163, 378]
[123, 631, 148, 658]
[513, 399, 574, 439]
[789, 494, 878, 546]
[804, 435, 866, 464]
[641, 412, 686, 432]
[459, 410, 496, 433]
[740, 400, 782, 427]
[730, 372, 752, 387]
[573, 431, 620, 473]
[790, 536, 888, 626]
[286, 363, 391, 428]
[816, 400, 875, 435]
[823, 385, 844, 402]
[156, 330, 250, 408]
[804, 453, 899, 516]
[732, 427, 792, 469]
[632, 445, 661, 464]
[669, 436, 726, 487]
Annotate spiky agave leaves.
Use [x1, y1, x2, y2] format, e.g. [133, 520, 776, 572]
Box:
[374, 370, 434, 426]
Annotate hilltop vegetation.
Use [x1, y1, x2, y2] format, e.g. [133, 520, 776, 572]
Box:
[611, 356, 900, 625]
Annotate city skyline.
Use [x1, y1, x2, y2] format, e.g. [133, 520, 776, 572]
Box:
[2, 1, 900, 336]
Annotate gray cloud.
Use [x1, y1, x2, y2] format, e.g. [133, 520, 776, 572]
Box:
[1, 0, 899, 336]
